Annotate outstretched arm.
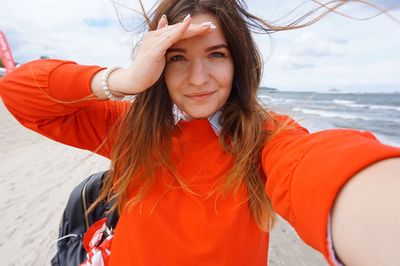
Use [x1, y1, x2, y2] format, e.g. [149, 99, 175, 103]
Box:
[331, 158, 400, 265]
[262, 115, 400, 265]
[0, 59, 130, 158]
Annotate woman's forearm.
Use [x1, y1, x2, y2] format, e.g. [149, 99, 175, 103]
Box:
[331, 158, 400, 265]
[90, 68, 137, 99]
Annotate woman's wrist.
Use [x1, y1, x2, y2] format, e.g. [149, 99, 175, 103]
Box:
[91, 67, 138, 100]
[107, 68, 139, 96]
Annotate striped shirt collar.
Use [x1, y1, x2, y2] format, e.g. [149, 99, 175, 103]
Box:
[173, 104, 222, 135]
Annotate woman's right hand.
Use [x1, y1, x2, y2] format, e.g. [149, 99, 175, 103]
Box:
[106, 14, 216, 96]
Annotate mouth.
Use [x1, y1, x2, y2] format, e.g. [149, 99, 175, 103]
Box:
[185, 91, 216, 100]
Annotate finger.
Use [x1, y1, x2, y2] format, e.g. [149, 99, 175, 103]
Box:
[154, 14, 188, 34]
[157, 14, 168, 30]
[158, 18, 193, 47]
[155, 16, 217, 51]
[153, 20, 180, 35]
[180, 21, 217, 40]
[158, 20, 216, 45]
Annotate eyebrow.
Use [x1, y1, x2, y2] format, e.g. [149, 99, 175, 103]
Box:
[166, 44, 229, 54]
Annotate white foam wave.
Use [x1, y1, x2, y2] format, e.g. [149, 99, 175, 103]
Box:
[333, 99, 368, 108]
[258, 95, 285, 103]
[293, 107, 373, 120]
[369, 105, 400, 112]
[258, 95, 273, 100]
[333, 99, 400, 112]
[284, 99, 296, 103]
[332, 99, 355, 105]
[350, 104, 369, 108]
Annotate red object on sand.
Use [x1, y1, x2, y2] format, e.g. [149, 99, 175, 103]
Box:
[81, 218, 113, 266]
[0, 31, 16, 73]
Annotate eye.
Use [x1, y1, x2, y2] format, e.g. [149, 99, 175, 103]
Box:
[209, 52, 226, 58]
[168, 55, 185, 62]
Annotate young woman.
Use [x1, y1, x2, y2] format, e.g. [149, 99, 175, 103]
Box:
[0, 0, 399, 265]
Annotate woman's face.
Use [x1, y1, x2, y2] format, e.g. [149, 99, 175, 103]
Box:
[164, 13, 234, 119]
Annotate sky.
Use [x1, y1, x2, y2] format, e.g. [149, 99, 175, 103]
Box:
[1, 0, 399, 93]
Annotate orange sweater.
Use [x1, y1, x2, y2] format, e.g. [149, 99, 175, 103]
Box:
[1, 59, 399, 265]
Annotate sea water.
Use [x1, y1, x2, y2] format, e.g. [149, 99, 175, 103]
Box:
[258, 90, 400, 147]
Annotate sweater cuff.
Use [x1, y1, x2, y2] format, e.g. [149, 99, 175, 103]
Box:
[327, 215, 344, 266]
[48, 61, 105, 102]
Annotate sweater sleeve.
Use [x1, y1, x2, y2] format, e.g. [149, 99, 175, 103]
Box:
[0, 59, 131, 158]
[262, 115, 400, 265]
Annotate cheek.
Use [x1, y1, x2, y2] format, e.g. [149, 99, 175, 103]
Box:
[211, 59, 233, 81]
[164, 67, 173, 88]
[213, 63, 234, 91]
[165, 67, 181, 98]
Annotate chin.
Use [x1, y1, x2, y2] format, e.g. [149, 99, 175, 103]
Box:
[185, 110, 215, 120]
[180, 103, 223, 120]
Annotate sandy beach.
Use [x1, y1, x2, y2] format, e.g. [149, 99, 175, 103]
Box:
[0, 100, 326, 265]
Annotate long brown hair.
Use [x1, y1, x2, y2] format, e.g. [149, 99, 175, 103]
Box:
[91, 0, 395, 231]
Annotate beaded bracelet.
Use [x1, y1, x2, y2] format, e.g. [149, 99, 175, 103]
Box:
[101, 67, 122, 101]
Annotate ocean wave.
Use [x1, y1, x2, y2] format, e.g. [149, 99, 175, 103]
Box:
[293, 107, 400, 124]
[293, 107, 374, 121]
[284, 99, 296, 103]
[333, 99, 368, 108]
[258, 95, 273, 100]
[258, 95, 287, 103]
[332, 99, 400, 111]
[332, 99, 356, 105]
[369, 105, 400, 112]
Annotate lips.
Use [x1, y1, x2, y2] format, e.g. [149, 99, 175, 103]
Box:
[186, 91, 215, 100]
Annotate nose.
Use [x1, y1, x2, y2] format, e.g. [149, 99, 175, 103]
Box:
[188, 58, 210, 86]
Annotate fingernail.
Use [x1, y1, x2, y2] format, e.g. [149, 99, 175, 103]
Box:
[161, 14, 167, 20]
[200, 22, 217, 29]
[183, 14, 191, 22]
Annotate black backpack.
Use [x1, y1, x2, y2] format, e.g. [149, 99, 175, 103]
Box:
[51, 171, 119, 266]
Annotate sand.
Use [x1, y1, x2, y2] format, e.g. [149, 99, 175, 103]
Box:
[0, 100, 326, 265]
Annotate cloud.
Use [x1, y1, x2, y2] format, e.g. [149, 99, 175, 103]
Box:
[0, 0, 135, 66]
[285, 61, 315, 70]
[291, 32, 345, 58]
[274, 54, 315, 70]
[1, 0, 399, 92]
